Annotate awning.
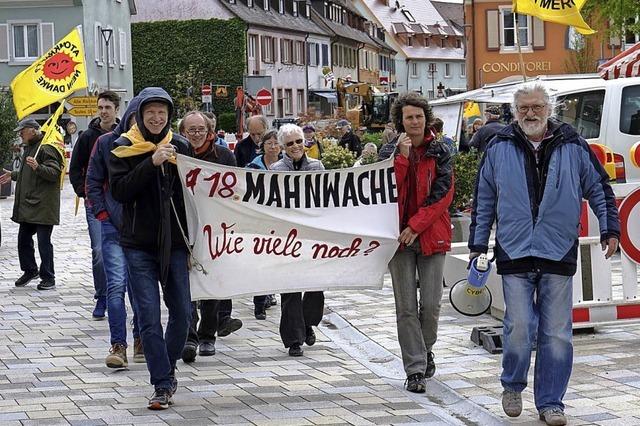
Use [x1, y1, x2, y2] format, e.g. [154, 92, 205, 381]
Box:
[312, 91, 338, 104]
[598, 42, 640, 80]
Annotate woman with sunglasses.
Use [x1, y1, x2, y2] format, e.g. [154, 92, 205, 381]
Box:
[271, 124, 325, 356]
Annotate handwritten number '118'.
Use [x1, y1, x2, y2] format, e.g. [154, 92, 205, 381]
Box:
[204, 171, 237, 198]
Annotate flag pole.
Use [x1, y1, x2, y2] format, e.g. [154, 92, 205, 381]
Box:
[514, 11, 528, 82]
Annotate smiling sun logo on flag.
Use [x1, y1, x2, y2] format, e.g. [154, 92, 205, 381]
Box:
[42, 52, 81, 81]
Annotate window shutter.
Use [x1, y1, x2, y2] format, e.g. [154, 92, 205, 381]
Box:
[306, 42, 310, 65]
[0, 24, 8, 62]
[486, 10, 499, 51]
[260, 36, 265, 61]
[610, 33, 621, 48]
[94, 22, 102, 63]
[532, 18, 544, 49]
[315, 43, 320, 66]
[119, 29, 127, 66]
[40, 22, 55, 54]
[280, 38, 284, 63]
[273, 37, 278, 62]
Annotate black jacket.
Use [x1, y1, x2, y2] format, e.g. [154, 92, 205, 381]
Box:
[339, 131, 362, 157]
[234, 135, 261, 167]
[196, 141, 237, 167]
[69, 116, 116, 197]
[108, 87, 192, 255]
[469, 119, 505, 153]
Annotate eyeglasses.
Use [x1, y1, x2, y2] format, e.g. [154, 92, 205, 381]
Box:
[285, 139, 304, 147]
[516, 104, 547, 114]
[186, 128, 207, 136]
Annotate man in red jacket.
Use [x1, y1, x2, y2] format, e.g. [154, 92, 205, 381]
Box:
[389, 92, 454, 393]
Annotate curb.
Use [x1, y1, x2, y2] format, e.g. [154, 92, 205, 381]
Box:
[320, 310, 508, 426]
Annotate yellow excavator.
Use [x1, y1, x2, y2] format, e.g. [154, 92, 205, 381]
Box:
[336, 78, 397, 130]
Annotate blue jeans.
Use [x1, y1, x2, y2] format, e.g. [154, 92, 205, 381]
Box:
[124, 247, 191, 390]
[86, 202, 106, 299]
[501, 272, 573, 413]
[102, 220, 139, 345]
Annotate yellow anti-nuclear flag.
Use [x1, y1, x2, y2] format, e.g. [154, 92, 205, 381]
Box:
[10, 27, 88, 119]
[513, 0, 595, 35]
[39, 102, 67, 188]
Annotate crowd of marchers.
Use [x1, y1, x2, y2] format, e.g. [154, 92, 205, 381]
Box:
[0, 84, 619, 426]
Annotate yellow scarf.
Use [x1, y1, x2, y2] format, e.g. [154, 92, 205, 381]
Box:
[111, 124, 176, 164]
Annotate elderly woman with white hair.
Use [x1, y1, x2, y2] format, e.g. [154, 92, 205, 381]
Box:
[271, 124, 325, 357]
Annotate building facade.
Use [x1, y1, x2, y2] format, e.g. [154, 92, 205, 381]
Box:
[464, 0, 622, 89]
[355, 0, 467, 99]
[0, 0, 136, 128]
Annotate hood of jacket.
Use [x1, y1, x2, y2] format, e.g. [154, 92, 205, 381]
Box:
[135, 87, 174, 143]
[113, 95, 141, 137]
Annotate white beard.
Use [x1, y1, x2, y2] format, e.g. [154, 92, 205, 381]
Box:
[519, 117, 548, 138]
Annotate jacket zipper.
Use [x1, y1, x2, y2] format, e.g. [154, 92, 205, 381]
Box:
[131, 201, 137, 234]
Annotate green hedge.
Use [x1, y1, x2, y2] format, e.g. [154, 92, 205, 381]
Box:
[131, 18, 246, 117]
[0, 91, 17, 168]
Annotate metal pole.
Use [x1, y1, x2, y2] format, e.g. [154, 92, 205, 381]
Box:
[100, 28, 113, 90]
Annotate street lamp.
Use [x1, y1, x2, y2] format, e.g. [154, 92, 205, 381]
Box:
[100, 28, 113, 90]
[428, 63, 436, 99]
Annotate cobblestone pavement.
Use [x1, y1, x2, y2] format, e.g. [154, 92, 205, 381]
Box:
[1, 180, 639, 425]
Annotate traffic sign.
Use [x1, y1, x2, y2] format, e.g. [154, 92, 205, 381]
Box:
[68, 96, 97, 107]
[619, 187, 640, 264]
[68, 106, 98, 117]
[256, 88, 272, 106]
[202, 84, 212, 96]
[202, 94, 212, 104]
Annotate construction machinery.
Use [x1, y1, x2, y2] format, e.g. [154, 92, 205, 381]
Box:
[336, 78, 397, 130]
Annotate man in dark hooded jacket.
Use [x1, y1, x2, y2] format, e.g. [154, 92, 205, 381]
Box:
[70, 91, 120, 319]
[108, 87, 192, 410]
[86, 96, 143, 370]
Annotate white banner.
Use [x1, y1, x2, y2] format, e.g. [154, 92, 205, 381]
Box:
[176, 155, 400, 300]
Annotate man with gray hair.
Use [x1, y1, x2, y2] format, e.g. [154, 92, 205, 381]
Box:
[469, 83, 619, 425]
[234, 115, 269, 167]
[0, 118, 63, 290]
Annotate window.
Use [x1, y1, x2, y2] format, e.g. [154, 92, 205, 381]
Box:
[500, 7, 531, 50]
[456, 38, 462, 48]
[297, 89, 305, 114]
[262, 36, 275, 63]
[410, 62, 418, 78]
[292, 1, 298, 16]
[293, 41, 305, 65]
[247, 0, 253, 6]
[402, 9, 416, 23]
[444, 63, 451, 78]
[624, 17, 639, 48]
[307, 42, 319, 66]
[281, 39, 293, 64]
[332, 44, 337, 66]
[424, 37, 430, 47]
[428, 63, 437, 75]
[407, 36, 412, 47]
[620, 85, 640, 135]
[321, 44, 329, 66]
[428, 90, 434, 99]
[284, 89, 293, 115]
[460, 63, 466, 77]
[12, 23, 38, 60]
[556, 90, 605, 139]
[440, 38, 446, 48]
[248, 34, 258, 59]
[279, 0, 284, 14]
[108, 29, 116, 67]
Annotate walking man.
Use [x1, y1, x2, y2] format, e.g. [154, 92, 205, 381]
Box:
[70, 91, 120, 319]
[387, 92, 454, 393]
[86, 96, 144, 369]
[0, 118, 63, 290]
[469, 83, 620, 425]
[109, 87, 192, 410]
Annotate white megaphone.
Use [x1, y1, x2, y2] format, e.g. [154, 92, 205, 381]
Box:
[449, 253, 493, 316]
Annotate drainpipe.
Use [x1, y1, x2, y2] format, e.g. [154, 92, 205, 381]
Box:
[305, 32, 310, 112]
[406, 58, 410, 92]
[330, 40, 336, 89]
[356, 42, 365, 82]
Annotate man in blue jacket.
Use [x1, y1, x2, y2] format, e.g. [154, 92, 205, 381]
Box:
[86, 96, 143, 370]
[469, 84, 620, 426]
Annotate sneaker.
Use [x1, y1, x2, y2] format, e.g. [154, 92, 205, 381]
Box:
[133, 337, 145, 363]
[539, 408, 567, 425]
[170, 368, 178, 395]
[182, 342, 197, 363]
[15, 270, 39, 287]
[425, 351, 436, 378]
[217, 317, 243, 337]
[268, 294, 277, 306]
[105, 343, 128, 369]
[37, 279, 56, 290]
[148, 388, 172, 410]
[405, 372, 426, 393]
[92, 296, 107, 320]
[199, 341, 216, 356]
[254, 307, 267, 320]
[288, 344, 304, 357]
[502, 390, 522, 417]
[305, 326, 316, 346]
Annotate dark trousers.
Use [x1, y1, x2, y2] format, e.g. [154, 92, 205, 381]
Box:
[187, 300, 220, 345]
[18, 223, 54, 281]
[279, 291, 324, 348]
[218, 295, 268, 321]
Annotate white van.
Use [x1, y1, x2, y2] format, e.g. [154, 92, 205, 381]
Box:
[430, 74, 640, 187]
